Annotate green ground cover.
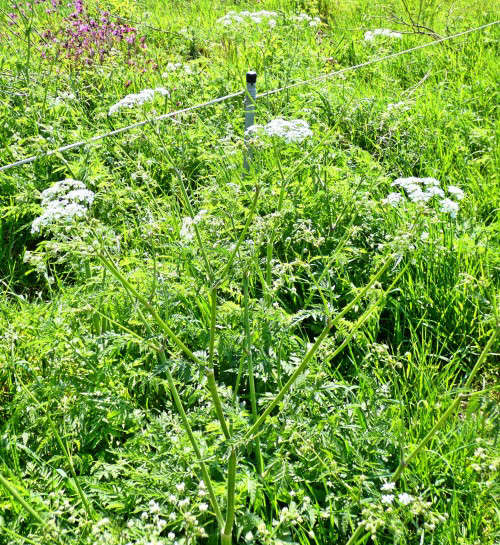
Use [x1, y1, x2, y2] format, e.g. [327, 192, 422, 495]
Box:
[0, 0, 498, 544]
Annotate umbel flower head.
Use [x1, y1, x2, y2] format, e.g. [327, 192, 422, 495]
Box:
[385, 176, 464, 218]
[32, 178, 94, 234]
[217, 10, 278, 28]
[364, 28, 402, 41]
[246, 118, 313, 144]
[108, 87, 169, 115]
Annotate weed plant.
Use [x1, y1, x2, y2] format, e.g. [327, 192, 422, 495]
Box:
[0, 1, 498, 544]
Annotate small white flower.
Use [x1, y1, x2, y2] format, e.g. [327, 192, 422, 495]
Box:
[149, 500, 160, 513]
[217, 10, 277, 28]
[447, 185, 465, 200]
[382, 192, 403, 207]
[420, 177, 440, 186]
[439, 198, 459, 218]
[179, 217, 194, 242]
[65, 189, 95, 205]
[364, 28, 402, 41]
[198, 502, 208, 512]
[175, 482, 186, 492]
[424, 186, 445, 198]
[50, 91, 76, 106]
[32, 179, 94, 234]
[108, 88, 168, 115]
[168, 532, 175, 540]
[248, 118, 313, 143]
[245, 531, 254, 541]
[407, 187, 429, 203]
[386, 101, 406, 111]
[154, 86, 170, 97]
[398, 493, 414, 505]
[381, 481, 396, 491]
[178, 498, 190, 508]
[381, 494, 394, 505]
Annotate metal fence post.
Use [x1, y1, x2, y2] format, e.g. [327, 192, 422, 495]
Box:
[243, 71, 257, 172]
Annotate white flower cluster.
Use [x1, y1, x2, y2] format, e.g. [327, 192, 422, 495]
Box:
[384, 176, 464, 218]
[247, 118, 313, 144]
[290, 13, 321, 27]
[179, 209, 207, 242]
[217, 10, 278, 28]
[162, 62, 193, 77]
[32, 179, 94, 234]
[108, 87, 169, 115]
[364, 28, 402, 41]
[50, 91, 76, 106]
[378, 482, 416, 506]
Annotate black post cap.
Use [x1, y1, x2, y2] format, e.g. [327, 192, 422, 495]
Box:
[246, 71, 257, 83]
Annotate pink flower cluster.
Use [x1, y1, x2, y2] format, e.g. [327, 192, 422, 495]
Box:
[8, 0, 149, 67]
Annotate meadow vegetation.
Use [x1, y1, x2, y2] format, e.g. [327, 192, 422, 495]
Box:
[0, 0, 498, 544]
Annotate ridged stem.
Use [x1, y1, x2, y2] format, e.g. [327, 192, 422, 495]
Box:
[221, 449, 237, 545]
[244, 274, 264, 475]
[159, 350, 224, 527]
[208, 288, 231, 440]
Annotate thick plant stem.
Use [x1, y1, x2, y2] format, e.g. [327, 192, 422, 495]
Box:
[243, 274, 264, 475]
[158, 349, 224, 527]
[99, 256, 225, 526]
[345, 330, 497, 545]
[221, 449, 237, 545]
[245, 256, 394, 440]
[208, 288, 231, 440]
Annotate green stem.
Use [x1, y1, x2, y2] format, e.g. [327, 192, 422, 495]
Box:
[345, 330, 497, 545]
[263, 142, 287, 304]
[177, 177, 214, 282]
[243, 274, 264, 475]
[208, 288, 231, 440]
[47, 421, 95, 520]
[345, 525, 367, 545]
[221, 448, 237, 545]
[159, 350, 224, 527]
[1, 525, 40, 545]
[130, 302, 224, 528]
[0, 473, 46, 527]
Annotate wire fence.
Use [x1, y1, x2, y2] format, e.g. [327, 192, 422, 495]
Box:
[0, 20, 497, 174]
